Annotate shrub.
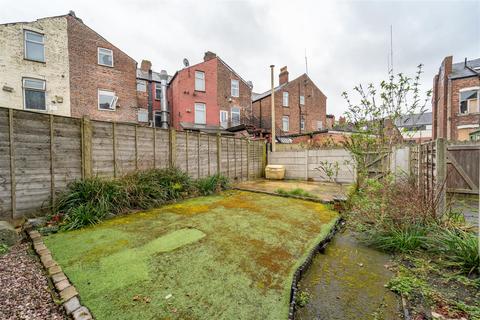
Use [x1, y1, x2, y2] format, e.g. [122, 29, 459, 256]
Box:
[426, 227, 479, 276]
[196, 174, 230, 196]
[363, 226, 429, 253]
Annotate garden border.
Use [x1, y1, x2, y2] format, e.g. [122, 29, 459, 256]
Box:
[26, 229, 93, 320]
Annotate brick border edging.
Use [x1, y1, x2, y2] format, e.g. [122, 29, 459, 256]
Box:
[287, 218, 344, 320]
[27, 230, 94, 320]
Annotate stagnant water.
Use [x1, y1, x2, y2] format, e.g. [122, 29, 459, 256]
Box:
[296, 229, 403, 320]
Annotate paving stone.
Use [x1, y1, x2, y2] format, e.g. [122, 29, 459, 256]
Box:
[72, 306, 92, 320]
[40, 254, 53, 264]
[63, 296, 81, 315]
[60, 286, 78, 301]
[51, 272, 67, 283]
[37, 248, 50, 256]
[55, 279, 70, 291]
[34, 243, 46, 252]
[43, 259, 57, 269]
[48, 265, 62, 275]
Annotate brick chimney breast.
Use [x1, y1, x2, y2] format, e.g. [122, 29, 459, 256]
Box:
[279, 66, 289, 85]
[204, 51, 217, 62]
[140, 60, 152, 72]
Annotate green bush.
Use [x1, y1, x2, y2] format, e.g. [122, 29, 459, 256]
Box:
[364, 226, 429, 253]
[426, 228, 479, 276]
[196, 174, 230, 195]
[53, 168, 229, 230]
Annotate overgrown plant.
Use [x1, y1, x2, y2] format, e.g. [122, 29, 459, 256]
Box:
[315, 160, 340, 183]
[275, 188, 316, 198]
[196, 174, 230, 195]
[341, 65, 431, 188]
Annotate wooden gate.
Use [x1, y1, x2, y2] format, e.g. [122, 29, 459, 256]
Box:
[446, 143, 479, 195]
[364, 150, 390, 179]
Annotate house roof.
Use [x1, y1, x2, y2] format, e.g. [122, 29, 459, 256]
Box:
[394, 112, 432, 127]
[136, 69, 173, 83]
[451, 58, 480, 79]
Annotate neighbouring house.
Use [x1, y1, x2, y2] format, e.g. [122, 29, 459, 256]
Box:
[432, 56, 480, 141]
[251, 66, 327, 137]
[395, 112, 432, 143]
[136, 60, 171, 127]
[167, 51, 253, 132]
[0, 12, 140, 123]
[326, 114, 335, 129]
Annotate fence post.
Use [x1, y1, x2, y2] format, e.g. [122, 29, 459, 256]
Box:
[8, 109, 16, 219]
[153, 127, 156, 169]
[435, 138, 447, 215]
[49, 115, 55, 208]
[112, 122, 117, 177]
[185, 131, 189, 174]
[134, 126, 138, 170]
[82, 116, 93, 178]
[305, 149, 309, 180]
[197, 132, 200, 178]
[246, 139, 250, 180]
[261, 140, 267, 178]
[216, 133, 221, 174]
[169, 127, 176, 168]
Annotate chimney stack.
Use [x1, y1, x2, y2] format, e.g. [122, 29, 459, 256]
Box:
[204, 51, 217, 62]
[140, 59, 152, 72]
[279, 66, 289, 85]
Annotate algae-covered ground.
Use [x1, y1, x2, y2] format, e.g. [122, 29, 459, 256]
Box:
[44, 190, 339, 320]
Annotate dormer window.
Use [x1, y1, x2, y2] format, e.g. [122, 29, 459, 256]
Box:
[98, 48, 113, 67]
[24, 30, 45, 62]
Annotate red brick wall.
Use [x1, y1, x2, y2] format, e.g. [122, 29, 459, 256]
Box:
[252, 73, 326, 135]
[450, 76, 480, 140]
[67, 16, 138, 122]
[217, 59, 252, 124]
[168, 58, 218, 130]
[432, 56, 452, 139]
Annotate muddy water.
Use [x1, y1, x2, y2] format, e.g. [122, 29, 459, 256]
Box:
[296, 229, 402, 320]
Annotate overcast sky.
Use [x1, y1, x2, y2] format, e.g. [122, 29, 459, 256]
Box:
[2, 0, 479, 117]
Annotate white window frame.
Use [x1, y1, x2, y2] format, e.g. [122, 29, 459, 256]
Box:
[195, 71, 205, 91]
[282, 116, 289, 132]
[231, 79, 240, 97]
[24, 30, 45, 62]
[155, 83, 162, 100]
[300, 95, 305, 105]
[98, 47, 114, 67]
[137, 109, 148, 123]
[283, 91, 289, 107]
[459, 87, 480, 115]
[194, 103, 206, 124]
[231, 106, 241, 126]
[220, 110, 228, 128]
[136, 80, 146, 92]
[98, 90, 117, 111]
[23, 78, 46, 111]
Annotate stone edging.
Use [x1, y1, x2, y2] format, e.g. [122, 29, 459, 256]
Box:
[233, 187, 346, 204]
[288, 218, 344, 320]
[27, 230, 93, 320]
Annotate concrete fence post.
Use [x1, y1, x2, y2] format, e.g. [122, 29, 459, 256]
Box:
[81, 116, 93, 178]
[169, 127, 176, 168]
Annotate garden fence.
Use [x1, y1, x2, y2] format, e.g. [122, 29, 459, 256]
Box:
[0, 107, 266, 221]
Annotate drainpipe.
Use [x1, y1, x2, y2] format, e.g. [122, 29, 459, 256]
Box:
[159, 70, 169, 129]
[270, 65, 276, 152]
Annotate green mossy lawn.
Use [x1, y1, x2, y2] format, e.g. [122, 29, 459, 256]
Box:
[44, 190, 338, 320]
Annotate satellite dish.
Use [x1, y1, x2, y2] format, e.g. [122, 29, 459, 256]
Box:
[183, 58, 190, 67]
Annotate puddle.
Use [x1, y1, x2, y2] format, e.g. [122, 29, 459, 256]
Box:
[296, 229, 402, 320]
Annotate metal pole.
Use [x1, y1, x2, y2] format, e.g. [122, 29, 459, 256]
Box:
[270, 65, 276, 152]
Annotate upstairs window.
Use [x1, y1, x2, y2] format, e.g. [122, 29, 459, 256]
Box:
[23, 78, 46, 111]
[98, 48, 113, 67]
[231, 79, 239, 97]
[300, 118, 305, 131]
[282, 116, 289, 132]
[231, 107, 241, 126]
[24, 30, 45, 62]
[194, 103, 206, 124]
[136, 80, 146, 92]
[283, 92, 289, 107]
[300, 95, 305, 105]
[155, 83, 162, 100]
[220, 110, 228, 128]
[98, 90, 117, 111]
[460, 88, 479, 114]
[195, 71, 205, 91]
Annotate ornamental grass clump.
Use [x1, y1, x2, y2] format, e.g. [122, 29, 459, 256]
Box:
[53, 168, 229, 230]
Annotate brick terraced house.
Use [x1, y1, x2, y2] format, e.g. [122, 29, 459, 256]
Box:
[432, 56, 480, 141]
[0, 12, 140, 123]
[167, 51, 253, 132]
[251, 66, 327, 136]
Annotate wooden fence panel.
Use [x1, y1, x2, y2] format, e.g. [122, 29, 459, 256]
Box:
[13, 111, 52, 218]
[137, 126, 154, 171]
[0, 109, 12, 220]
[115, 124, 136, 175]
[176, 132, 187, 173]
[446, 144, 479, 194]
[92, 121, 114, 178]
[154, 129, 170, 169]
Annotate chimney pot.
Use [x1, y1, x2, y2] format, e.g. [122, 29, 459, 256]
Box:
[279, 66, 289, 85]
[140, 60, 152, 72]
